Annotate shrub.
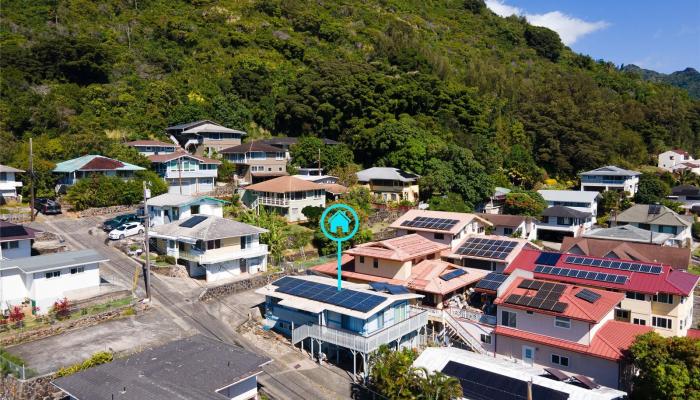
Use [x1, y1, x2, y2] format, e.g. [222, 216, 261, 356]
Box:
[8, 306, 24, 326]
[51, 297, 71, 320]
[121, 307, 136, 316]
[55, 351, 113, 378]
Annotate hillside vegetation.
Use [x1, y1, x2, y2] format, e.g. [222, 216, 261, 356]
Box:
[622, 65, 700, 99]
[1, 0, 699, 207]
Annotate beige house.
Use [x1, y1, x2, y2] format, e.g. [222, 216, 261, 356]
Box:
[356, 167, 420, 203]
[220, 141, 288, 185]
[390, 209, 491, 251]
[243, 176, 326, 222]
[166, 120, 246, 155]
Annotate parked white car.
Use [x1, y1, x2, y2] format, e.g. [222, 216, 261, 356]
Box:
[108, 222, 144, 240]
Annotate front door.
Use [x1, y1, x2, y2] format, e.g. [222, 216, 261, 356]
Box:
[522, 345, 535, 366]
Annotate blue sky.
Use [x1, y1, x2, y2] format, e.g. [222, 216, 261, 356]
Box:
[485, 0, 700, 73]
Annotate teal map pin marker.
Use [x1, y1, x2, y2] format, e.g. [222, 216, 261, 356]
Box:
[320, 204, 360, 290]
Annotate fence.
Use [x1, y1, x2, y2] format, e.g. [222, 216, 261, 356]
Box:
[0, 352, 36, 380]
[283, 255, 336, 272]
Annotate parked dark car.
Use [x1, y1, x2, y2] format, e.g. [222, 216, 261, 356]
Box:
[102, 213, 139, 231]
[34, 198, 61, 215]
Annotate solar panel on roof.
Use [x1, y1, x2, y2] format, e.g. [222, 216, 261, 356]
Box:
[648, 204, 661, 215]
[273, 277, 387, 313]
[534, 264, 628, 285]
[440, 269, 467, 281]
[400, 216, 459, 231]
[179, 215, 207, 228]
[536, 252, 562, 266]
[475, 272, 508, 291]
[456, 237, 519, 260]
[575, 288, 601, 303]
[564, 255, 662, 275]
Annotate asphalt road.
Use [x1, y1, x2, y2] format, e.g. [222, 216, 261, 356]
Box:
[29, 215, 350, 400]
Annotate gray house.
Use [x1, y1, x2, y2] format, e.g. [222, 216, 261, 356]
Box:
[614, 204, 692, 246]
[579, 165, 640, 196]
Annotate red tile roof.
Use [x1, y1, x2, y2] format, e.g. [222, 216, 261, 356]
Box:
[495, 277, 623, 323]
[126, 140, 176, 147]
[345, 234, 449, 262]
[147, 151, 221, 165]
[79, 157, 124, 171]
[506, 248, 699, 296]
[496, 320, 651, 361]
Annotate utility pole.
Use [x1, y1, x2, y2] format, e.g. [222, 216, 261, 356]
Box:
[318, 148, 321, 174]
[527, 379, 533, 400]
[143, 181, 151, 301]
[178, 157, 183, 195]
[29, 138, 35, 222]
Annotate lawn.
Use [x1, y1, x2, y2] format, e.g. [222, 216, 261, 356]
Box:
[687, 264, 700, 276]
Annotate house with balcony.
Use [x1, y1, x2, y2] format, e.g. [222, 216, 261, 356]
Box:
[150, 215, 268, 283]
[476, 213, 537, 240]
[52, 335, 271, 400]
[256, 275, 427, 378]
[506, 249, 700, 337]
[476, 187, 511, 214]
[166, 120, 246, 155]
[492, 275, 652, 390]
[579, 166, 640, 196]
[658, 148, 694, 171]
[0, 164, 24, 202]
[539, 190, 600, 222]
[561, 236, 691, 270]
[0, 221, 40, 260]
[146, 193, 227, 227]
[536, 206, 594, 242]
[53, 155, 145, 192]
[311, 234, 489, 310]
[220, 141, 288, 185]
[148, 151, 220, 195]
[356, 167, 420, 203]
[243, 176, 325, 222]
[614, 204, 692, 246]
[125, 139, 178, 156]
[446, 235, 533, 272]
[0, 249, 107, 313]
[390, 209, 491, 251]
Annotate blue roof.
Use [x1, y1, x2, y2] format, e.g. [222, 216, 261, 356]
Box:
[53, 155, 146, 173]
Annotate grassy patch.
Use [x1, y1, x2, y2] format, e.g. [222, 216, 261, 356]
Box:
[687, 265, 700, 276]
[0, 348, 37, 378]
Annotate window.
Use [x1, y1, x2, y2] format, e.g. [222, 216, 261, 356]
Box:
[45, 271, 61, 279]
[70, 267, 85, 274]
[373, 259, 379, 269]
[0, 241, 19, 250]
[434, 233, 444, 240]
[551, 354, 569, 367]
[503, 227, 513, 235]
[652, 316, 672, 329]
[206, 239, 221, 250]
[359, 256, 365, 263]
[480, 334, 492, 344]
[554, 316, 571, 329]
[502, 310, 516, 328]
[276, 152, 285, 160]
[680, 319, 685, 330]
[633, 318, 646, 326]
[615, 309, 630, 319]
[526, 311, 533, 315]
[653, 293, 674, 304]
[626, 291, 646, 301]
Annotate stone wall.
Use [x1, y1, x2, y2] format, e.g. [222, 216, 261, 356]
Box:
[77, 204, 138, 218]
[199, 272, 295, 302]
[0, 374, 63, 400]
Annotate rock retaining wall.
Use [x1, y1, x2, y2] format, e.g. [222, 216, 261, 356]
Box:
[0, 374, 63, 400]
[77, 204, 138, 218]
[199, 272, 294, 302]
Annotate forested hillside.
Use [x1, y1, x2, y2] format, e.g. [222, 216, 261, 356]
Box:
[622, 65, 700, 99]
[2, 0, 699, 207]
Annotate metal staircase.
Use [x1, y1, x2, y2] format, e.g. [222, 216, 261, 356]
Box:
[442, 311, 487, 354]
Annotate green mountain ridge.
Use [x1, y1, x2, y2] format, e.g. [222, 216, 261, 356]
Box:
[621, 64, 700, 99]
[1, 0, 699, 207]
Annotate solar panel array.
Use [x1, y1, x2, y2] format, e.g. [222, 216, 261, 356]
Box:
[369, 282, 411, 295]
[534, 265, 628, 284]
[575, 288, 601, 303]
[179, 215, 207, 228]
[648, 204, 662, 215]
[564, 256, 662, 275]
[456, 237, 518, 260]
[440, 269, 467, 281]
[475, 272, 508, 291]
[272, 276, 386, 313]
[536, 252, 562, 266]
[505, 279, 568, 313]
[400, 216, 459, 231]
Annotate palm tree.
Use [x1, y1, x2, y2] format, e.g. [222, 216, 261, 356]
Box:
[674, 169, 698, 186]
[415, 368, 463, 400]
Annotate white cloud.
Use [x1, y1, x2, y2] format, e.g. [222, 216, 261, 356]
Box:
[485, 0, 609, 45]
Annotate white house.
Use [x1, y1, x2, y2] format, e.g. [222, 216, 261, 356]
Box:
[243, 176, 326, 222]
[476, 213, 537, 240]
[536, 205, 594, 242]
[125, 139, 178, 156]
[148, 151, 220, 195]
[658, 149, 694, 171]
[146, 193, 226, 227]
[0, 164, 24, 202]
[579, 166, 640, 196]
[166, 120, 246, 155]
[389, 209, 491, 251]
[0, 221, 40, 260]
[538, 190, 600, 223]
[476, 187, 511, 214]
[0, 249, 106, 313]
[150, 215, 268, 283]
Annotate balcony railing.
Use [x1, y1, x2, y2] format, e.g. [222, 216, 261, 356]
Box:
[258, 197, 289, 206]
[163, 169, 218, 179]
[581, 178, 628, 184]
[291, 307, 428, 354]
[179, 244, 268, 264]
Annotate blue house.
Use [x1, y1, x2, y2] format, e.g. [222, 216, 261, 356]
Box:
[256, 275, 428, 378]
[328, 210, 351, 234]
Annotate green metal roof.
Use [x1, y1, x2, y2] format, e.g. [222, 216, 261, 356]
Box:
[53, 155, 146, 173]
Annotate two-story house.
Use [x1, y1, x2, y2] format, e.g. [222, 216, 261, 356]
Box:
[668, 184, 700, 210]
[148, 151, 220, 195]
[0, 164, 24, 202]
[356, 167, 420, 203]
[493, 275, 652, 389]
[166, 120, 246, 155]
[0, 249, 107, 313]
[312, 234, 489, 309]
[125, 139, 178, 156]
[506, 249, 700, 337]
[447, 235, 534, 272]
[538, 190, 600, 222]
[257, 274, 427, 378]
[146, 193, 227, 227]
[220, 141, 288, 185]
[53, 155, 145, 192]
[537, 206, 594, 242]
[579, 166, 640, 196]
[243, 176, 326, 222]
[150, 215, 268, 283]
[476, 213, 537, 240]
[561, 236, 691, 270]
[390, 209, 492, 251]
[658, 149, 694, 171]
[0, 221, 40, 260]
[614, 204, 692, 246]
[476, 187, 511, 214]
